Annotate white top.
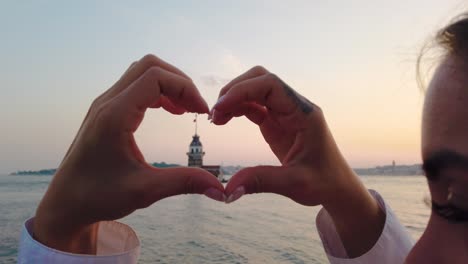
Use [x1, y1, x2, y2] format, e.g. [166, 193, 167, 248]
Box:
[18, 190, 414, 263]
[316, 190, 414, 263]
[18, 218, 140, 264]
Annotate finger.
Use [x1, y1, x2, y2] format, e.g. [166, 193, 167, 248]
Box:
[106, 54, 193, 101]
[133, 67, 208, 113]
[123, 60, 138, 75]
[208, 66, 268, 121]
[244, 104, 268, 124]
[214, 73, 314, 117]
[151, 96, 186, 115]
[217, 66, 269, 98]
[111, 66, 209, 131]
[212, 103, 267, 125]
[138, 167, 226, 207]
[225, 166, 297, 203]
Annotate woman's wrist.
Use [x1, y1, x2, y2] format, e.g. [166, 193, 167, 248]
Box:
[34, 190, 99, 254]
[321, 166, 385, 258]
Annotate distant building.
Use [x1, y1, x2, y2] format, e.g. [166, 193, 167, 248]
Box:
[354, 163, 423, 176]
[187, 134, 205, 167]
[187, 115, 223, 181]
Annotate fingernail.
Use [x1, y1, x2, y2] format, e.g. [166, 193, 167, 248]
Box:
[211, 110, 218, 123]
[213, 95, 226, 108]
[225, 186, 246, 204]
[204, 188, 226, 202]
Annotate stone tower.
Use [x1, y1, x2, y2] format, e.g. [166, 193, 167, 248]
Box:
[187, 134, 205, 167]
[187, 114, 205, 167]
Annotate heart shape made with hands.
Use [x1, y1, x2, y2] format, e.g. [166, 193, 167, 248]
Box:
[33, 55, 361, 255]
[39, 55, 346, 227]
[115, 56, 344, 208]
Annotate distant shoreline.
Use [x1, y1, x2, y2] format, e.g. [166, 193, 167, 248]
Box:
[354, 164, 423, 176]
[10, 169, 57, 176]
[10, 163, 423, 176]
[9, 162, 180, 176]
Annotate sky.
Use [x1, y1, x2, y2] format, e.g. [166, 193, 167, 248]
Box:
[0, 0, 466, 173]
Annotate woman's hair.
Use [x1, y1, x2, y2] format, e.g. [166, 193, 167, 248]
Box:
[436, 13, 468, 58]
[417, 13, 468, 89]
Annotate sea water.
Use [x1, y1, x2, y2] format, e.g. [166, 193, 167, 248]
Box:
[0, 174, 429, 264]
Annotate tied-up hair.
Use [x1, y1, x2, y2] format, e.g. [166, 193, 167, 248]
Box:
[437, 13, 468, 58]
[417, 13, 468, 90]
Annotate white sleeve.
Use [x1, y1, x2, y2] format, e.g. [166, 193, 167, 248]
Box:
[18, 217, 140, 264]
[316, 190, 414, 264]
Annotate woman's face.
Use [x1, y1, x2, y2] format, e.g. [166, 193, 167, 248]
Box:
[406, 56, 468, 263]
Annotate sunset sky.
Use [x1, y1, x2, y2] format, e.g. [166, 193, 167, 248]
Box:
[0, 1, 466, 173]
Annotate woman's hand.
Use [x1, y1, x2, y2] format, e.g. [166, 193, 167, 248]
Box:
[212, 66, 385, 257]
[212, 65, 353, 206]
[34, 54, 225, 254]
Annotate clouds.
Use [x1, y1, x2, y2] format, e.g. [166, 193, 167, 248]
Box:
[198, 50, 246, 90]
[200, 75, 230, 88]
[220, 51, 245, 74]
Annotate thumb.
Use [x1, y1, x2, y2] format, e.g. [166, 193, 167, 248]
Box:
[225, 166, 296, 203]
[140, 167, 226, 206]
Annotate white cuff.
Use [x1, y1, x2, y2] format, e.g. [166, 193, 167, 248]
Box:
[18, 217, 140, 264]
[316, 190, 414, 264]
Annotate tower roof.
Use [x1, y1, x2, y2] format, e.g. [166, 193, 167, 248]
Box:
[190, 134, 203, 147]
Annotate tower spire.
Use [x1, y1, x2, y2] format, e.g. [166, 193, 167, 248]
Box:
[194, 114, 198, 135]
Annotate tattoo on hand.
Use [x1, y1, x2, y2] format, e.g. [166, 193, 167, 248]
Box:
[280, 79, 314, 114]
